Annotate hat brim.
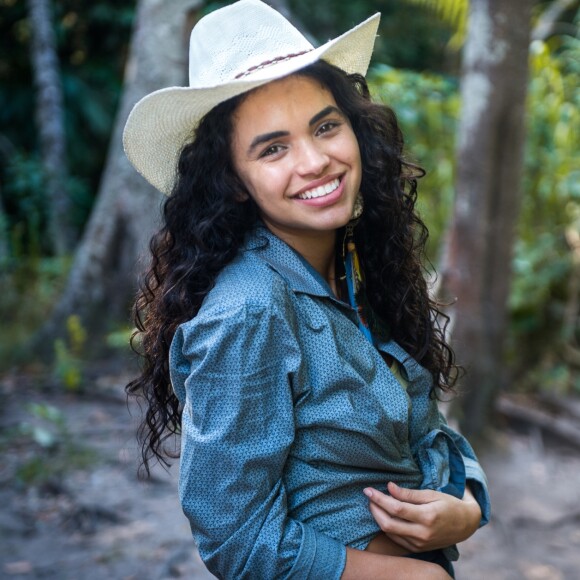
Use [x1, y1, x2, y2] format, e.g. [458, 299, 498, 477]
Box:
[123, 12, 380, 195]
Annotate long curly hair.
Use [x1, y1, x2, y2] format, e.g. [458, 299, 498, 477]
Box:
[127, 60, 458, 475]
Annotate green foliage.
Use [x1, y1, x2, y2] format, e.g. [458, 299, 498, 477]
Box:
[288, 0, 456, 72]
[106, 326, 134, 350]
[368, 65, 460, 259]
[507, 36, 580, 390]
[1, 152, 47, 252]
[404, 0, 468, 49]
[0, 0, 135, 257]
[0, 402, 97, 486]
[53, 315, 87, 390]
[369, 37, 579, 393]
[0, 253, 70, 368]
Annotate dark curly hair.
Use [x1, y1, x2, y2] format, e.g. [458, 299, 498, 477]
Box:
[127, 60, 458, 475]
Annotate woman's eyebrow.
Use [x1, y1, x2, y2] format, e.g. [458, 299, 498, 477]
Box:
[309, 105, 344, 127]
[248, 130, 289, 155]
[246, 106, 343, 156]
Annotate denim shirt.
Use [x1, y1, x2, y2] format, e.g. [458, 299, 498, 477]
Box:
[170, 226, 491, 580]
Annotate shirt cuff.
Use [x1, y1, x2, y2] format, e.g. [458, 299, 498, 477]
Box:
[464, 456, 491, 527]
[288, 522, 347, 580]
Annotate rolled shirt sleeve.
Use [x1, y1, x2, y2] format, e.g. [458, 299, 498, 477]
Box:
[439, 419, 491, 527]
[401, 349, 492, 531]
[170, 296, 347, 579]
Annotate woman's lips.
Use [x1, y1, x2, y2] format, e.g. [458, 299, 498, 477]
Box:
[293, 176, 345, 207]
[296, 178, 340, 200]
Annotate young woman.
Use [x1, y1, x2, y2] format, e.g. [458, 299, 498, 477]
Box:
[124, 1, 490, 578]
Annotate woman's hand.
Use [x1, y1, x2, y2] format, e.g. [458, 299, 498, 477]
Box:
[363, 481, 482, 553]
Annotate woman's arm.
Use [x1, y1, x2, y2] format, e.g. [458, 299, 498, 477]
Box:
[342, 548, 452, 580]
[174, 298, 347, 579]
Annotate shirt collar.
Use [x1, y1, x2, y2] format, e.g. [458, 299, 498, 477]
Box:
[242, 227, 424, 381]
[243, 225, 349, 308]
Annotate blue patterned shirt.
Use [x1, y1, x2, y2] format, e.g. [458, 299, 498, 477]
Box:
[170, 226, 490, 579]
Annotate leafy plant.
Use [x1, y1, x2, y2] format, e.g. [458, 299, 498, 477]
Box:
[507, 36, 580, 390]
[4, 402, 97, 486]
[106, 326, 135, 350]
[53, 315, 87, 390]
[0, 0, 135, 257]
[369, 36, 580, 394]
[403, 0, 468, 49]
[368, 65, 460, 260]
[0, 254, 70, 368]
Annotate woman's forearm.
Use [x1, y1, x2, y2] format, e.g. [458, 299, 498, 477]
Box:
[342, 548, 451, 580]
[365, 532, 409, 556]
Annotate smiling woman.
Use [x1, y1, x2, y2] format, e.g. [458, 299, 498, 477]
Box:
[123, 1, 490, 579]
[231, 75, 362, 269]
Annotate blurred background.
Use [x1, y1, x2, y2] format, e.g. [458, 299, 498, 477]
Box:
[0, 0, 579, 578]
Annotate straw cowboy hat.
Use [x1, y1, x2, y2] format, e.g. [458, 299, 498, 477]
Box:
[123, 0, 380, 195]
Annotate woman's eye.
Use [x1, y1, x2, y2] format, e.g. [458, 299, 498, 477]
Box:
[317, 121, 340, 135]
[259, 144, 284, 158]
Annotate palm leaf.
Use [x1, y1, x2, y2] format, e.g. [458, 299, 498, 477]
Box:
[402, 0, 469, 49]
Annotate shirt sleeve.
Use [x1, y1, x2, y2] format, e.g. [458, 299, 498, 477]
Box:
[407, 384, 491, 562]
[170, 297, 347, 580]
[438, 417, 491, 527]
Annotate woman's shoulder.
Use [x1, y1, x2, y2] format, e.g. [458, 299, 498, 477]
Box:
[202, 246, 294, 314]
[170, 247, 301, 394]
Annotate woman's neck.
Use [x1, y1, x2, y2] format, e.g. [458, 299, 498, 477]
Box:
[263, 224, 338, 293]
[300, 237, 338, 293]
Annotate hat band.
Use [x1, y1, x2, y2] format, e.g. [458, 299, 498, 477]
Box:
[234, 49, 313, 79]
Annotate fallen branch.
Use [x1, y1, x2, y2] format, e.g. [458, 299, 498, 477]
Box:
[496, 395, 580, 449]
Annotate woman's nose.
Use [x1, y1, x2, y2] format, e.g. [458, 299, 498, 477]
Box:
[295, 140, 330, 176]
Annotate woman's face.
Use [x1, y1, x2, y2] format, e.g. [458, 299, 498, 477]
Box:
[231, 74, 362, 250]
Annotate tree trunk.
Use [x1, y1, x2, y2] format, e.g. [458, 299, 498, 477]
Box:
[36, 0, 203, 351]
[439, 0, 533, 436]
[27, 0, 74, 255]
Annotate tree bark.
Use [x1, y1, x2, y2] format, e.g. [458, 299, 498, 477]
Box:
[36, 0, 203, 350]
[27, 0, 74, 255]
[439, 0, 533, 436]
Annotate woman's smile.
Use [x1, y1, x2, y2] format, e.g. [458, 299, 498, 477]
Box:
[231, 74, 362, 254]
[294, 176, 342, 201]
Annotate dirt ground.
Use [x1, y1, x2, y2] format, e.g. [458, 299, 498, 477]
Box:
[1, 367, 579, 580]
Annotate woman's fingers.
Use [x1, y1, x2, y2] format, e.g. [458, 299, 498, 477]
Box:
[367, 501, 441, 551]
[386, 481, 440, 504]
[363, 486, 430, 524]
[367, 501, 416, 535]
[364, 483, 482, 551]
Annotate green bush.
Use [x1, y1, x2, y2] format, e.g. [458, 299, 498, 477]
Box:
[0, 403, 97, 486]
[509, 38, 580, 391]
[368, 65, 460, 259]
[369, 38, 580, 393]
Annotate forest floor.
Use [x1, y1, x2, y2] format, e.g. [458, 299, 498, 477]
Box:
[1, 363, 580, 580]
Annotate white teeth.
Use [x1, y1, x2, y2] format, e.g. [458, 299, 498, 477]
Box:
[298, 178, 340, 200]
